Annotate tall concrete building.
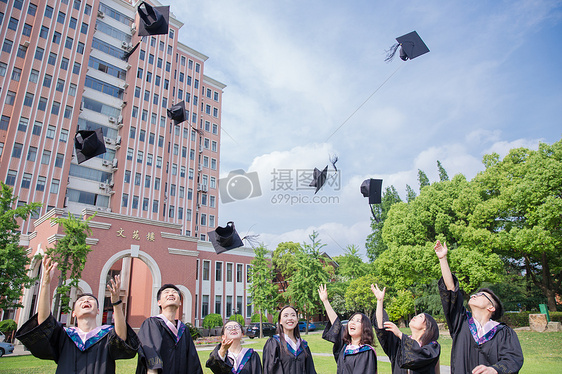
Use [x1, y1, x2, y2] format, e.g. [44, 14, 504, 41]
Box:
[0, 0, 255, 329]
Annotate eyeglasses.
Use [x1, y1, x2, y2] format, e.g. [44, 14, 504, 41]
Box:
[472, 292, 494, 307]
[225, 325, 241, 331]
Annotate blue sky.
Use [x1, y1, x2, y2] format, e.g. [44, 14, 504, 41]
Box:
[166, 0, 562, 257]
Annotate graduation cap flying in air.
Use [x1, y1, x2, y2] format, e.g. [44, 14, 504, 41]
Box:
[361, 178, 383, 221]
[208, 221, 244, 254]
[74, 128, 106, 164]
[123, 2, 170, 60]
[309, 165, 328, 194]
[385, 31, 430, 62]
[167, 101, 187, 124]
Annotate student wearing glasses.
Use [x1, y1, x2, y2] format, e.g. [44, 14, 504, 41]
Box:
[206, 320, 262, 374]
[434, 241, 524, 374]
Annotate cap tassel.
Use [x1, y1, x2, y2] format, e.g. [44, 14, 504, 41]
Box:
[123, 39, 142, 61]
[330, 154, 339, 171]
[384, 43, 400, 62]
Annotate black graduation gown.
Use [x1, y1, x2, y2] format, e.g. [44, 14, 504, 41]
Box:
[262, 334, 316, 374]
[206, 343, 262, 374]
[322, 317, 378, 374]
[373, 311, 440, 374]
[439, 275, 524, 374]
[136, 316, 203, 374]
[15, 313, 139, 374]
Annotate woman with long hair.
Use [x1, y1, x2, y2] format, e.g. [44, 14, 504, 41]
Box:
[371, 284, 440, 374]
[206, 320, 262, 374]
[262, 306, 316, 374]
[318, 284, 377, 374]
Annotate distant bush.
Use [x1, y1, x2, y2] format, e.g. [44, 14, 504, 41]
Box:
[251, 313, 267, 323]
[186, 322, 201, 339]
[500, 311, 562, 327]
[229, 314, 245, 325]
[0, 319, 17, 333]
[203, 313, 223, 329]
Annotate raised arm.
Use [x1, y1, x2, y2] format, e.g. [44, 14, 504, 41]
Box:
[318, 284, 338, 325]
[434, 240, 454, 291]
[371, 284, 385, 329]
[38, 255, 58, 324]
[107, 275, 127, 340]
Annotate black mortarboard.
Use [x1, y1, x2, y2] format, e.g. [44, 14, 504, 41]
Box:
[396, 31, 429, 60]
[385, 31, 429, 62]
[137, 2, 170, 37]
[167, 101, 187, 124]
[208, 222, 244, 254]
[361, 178, 383, 204]
[309, 166, 328, 194]
[74, 128, 106, 164]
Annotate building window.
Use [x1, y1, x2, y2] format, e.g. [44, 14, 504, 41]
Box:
[59, 129, 68, 142]
[21, 173, 32, 189]
[50, 179, 60, 194]
[152, 200, 158, 213]
[41, 150, 51, 165]
[122, 193, 128, 207]
[132, 196, 139, 209]
[202, 295, 209, 318]
[6, 170, 17, 186]
[213, 261, 222, 282]
[55, 153, 64, 168]
[215, 296, 222, 315]
[12, 143, 23, 158]
[46, 125, 56, 138]
[226, 263, 233, 282]
[236, 296, 243, 317]
[226, 296, 232, 317]
[142, 198, 149, 211]
[27, 146, 37, 162]
[236, 264, 243, 283]
[36, 176, 46, 191]
[32, 122, 42, 136]
[202, 260, 210, 281]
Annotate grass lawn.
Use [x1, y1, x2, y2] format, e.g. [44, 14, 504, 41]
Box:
[0, 330, 560, 373]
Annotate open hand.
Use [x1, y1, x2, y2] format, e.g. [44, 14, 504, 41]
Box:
[107, 274, 121, 304]
[472, 365, 498, 374]
[41, 255, 58, 285]
[371, 284, 386, 301]
[434, 240, 448, 259]
[318, 284, 328, 302]
[383, 321, 401, 338]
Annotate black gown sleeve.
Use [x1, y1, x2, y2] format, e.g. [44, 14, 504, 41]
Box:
[248, 350, 263, 374]
[373, 309, 401, 360]
[304, 344, 317, 374]
[184, 329, 204, 374]
[490, 327, 524, 374]
[398, 335, 440, 371]
[438, 274, 466, 337]
[15, 314, 61, 361]
[322, 317, 344, 363]
[136, 318, 164, 373]
[108, 323, 140, 360]
[206, 344, 237, 374]
[262, 337, 283, 374]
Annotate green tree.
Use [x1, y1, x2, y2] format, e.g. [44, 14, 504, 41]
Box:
[0, 182, 41, 310]
[248, 244, 278, 338]
[47, 213, 94, 316]
[386, 289, 415, 324]
[365, 186, 402, 262]
[344, 273, 378, 318]
[405, 184, 417, 203]
[272, 241, 301, 292]
[418, 169, 430, 190]
[326, 280, 351, 317]
[333, 245, 370, 280]
[437, 160, 449, 182]
[471, 140, 562, 310]
[285, 231, 329, 333]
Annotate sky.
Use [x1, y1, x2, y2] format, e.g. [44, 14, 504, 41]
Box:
[165, 0, 562, 258]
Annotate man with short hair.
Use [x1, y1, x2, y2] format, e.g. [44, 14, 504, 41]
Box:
[435, 240, 524, 374]
[136, 283, 203, 374]
[16, 255, 139, 373]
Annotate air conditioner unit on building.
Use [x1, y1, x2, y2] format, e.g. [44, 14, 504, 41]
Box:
[112, 158, 118, 168]
[23, 40, 30, 47]
[102, 160, 111, 166]
[99, 183, 107, 189]
[108, 117, 116, 123]
[198, 165, 202, 171]
[199, 148, 203, 153]
[122, 83, 128, 89]
[197, 183, 202, 191]
[117, 115, 123, 124]
[121, 101, 127, 108]
[98, 11, 105, 18]
[131, 24, 137, 34]
[115, 136, 122, 146]
[121, 41, 130, 50]
[201, 184, 208, 192]
[104, 137, 113, 145]
[80, 101, 84, 111]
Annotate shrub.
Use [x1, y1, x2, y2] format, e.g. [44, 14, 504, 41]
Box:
[0, 319, 17, 333]
[203, 313, 223, 329]
[251, 313, 267, 323]
[186, 322, 201, 339]
[229, 314, 245, 325]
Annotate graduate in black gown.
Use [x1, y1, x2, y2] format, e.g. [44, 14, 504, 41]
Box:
[262, 305, 316, 374]
[318, 284, 378, 374]
[206, 320, 262, 374]
[371, 284, 440, 374]
[435, 241, 524, 374]
[16, 255, 139, 374]
[136, 284, 203, 374]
